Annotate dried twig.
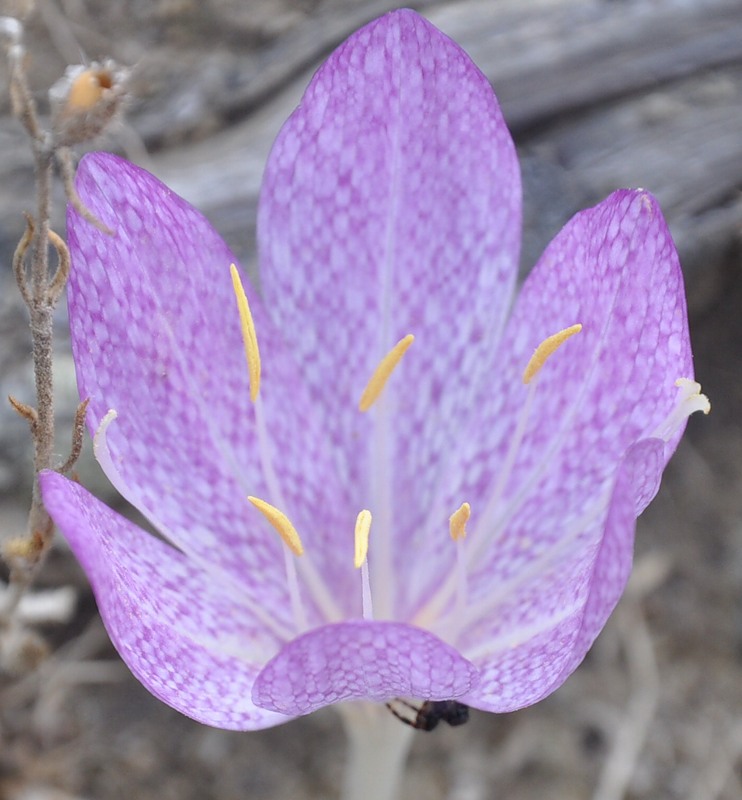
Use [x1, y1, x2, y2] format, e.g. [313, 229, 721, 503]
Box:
[0, 15, 127, 638]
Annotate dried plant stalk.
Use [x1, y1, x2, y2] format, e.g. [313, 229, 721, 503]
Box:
[0, 15, 127, 631]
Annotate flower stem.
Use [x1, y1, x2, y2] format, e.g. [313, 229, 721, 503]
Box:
[338, 702, 416, 800]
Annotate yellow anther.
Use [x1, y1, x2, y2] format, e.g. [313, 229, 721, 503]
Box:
[248, 496, 304, 556]
[522, 324, 583, 385]
[354, 509, 373, 568]
[230, 263, 261, 402]
[359, 334, 415, 411]
[449, 502, 471, 541]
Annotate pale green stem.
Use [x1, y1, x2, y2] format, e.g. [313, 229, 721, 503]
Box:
[338, 702, 416, 800]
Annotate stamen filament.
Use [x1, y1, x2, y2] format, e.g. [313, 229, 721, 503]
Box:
[523, 324, 582, 384]
[282, 539, 308, 632]
[241, 313, 345, 626]
[248, 495, 304, 556]
[361, 558, 374, 621]
[248, 494, 311, 632]
[230, 263, 261, 402]
[359, 334, 414, 412]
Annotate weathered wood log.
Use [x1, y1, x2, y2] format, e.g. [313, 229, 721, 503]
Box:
[1, 0, 740, 276]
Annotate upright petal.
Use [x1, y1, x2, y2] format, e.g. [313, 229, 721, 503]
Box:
[258, 9, 521, 593]
[67, 153, 355, 619]
[408, 191, 691, 660]
[467, 190, 692, 590]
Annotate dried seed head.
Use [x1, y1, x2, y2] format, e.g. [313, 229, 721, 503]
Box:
[49, 60, 129, 146]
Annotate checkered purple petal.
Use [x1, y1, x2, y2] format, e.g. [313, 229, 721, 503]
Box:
[44, 8, 697, 729]
[40, 470, 289, 730]
[258, 9, 521, 549]
[401, 190, 691, 618]
[461, 438, 664, 711]
[252, 620, 479, 715]
[68, 153, 355, 618]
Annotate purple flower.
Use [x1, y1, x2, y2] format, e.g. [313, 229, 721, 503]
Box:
[41, 10, 706, 731]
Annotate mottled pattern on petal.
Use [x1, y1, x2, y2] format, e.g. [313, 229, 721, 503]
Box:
[404, 190, 690, 616]
[455, 506, 603, 655]
[562, 438, 665, 665]
[462, 615, 584, 713]
[625, 436, 666, 516]
[68, 153, 355, 620]
[462, 439, 661, 711]
[40, 471, 289, 730]
[258, 9, 521, 566]
[252, 620, 478, 715]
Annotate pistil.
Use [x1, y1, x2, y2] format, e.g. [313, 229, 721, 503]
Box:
[652, 378, 710, 441]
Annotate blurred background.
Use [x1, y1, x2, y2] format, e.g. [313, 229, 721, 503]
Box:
[0, 0, 741, 797]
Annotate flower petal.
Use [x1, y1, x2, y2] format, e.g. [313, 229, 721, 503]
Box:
[252, 620, 479, 716]
[565, 438, 665, 659]
[405, 190, 691, 616]
[40, 470, 289, 730]
[461, 437, 664, 712]
[258, 10, 521, 555]
[68, 153, 354, 618]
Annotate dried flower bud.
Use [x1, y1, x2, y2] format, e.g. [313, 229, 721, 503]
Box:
[49, 60, 129, 146]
